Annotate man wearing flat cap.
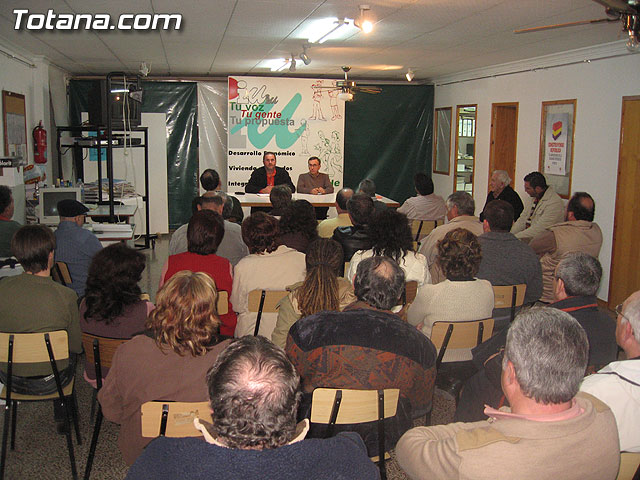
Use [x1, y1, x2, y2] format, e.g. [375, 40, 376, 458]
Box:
[54, 199, 102, 297]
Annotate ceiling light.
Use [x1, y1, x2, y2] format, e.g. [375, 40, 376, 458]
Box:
[300, 46, 311, 65]
[406, 68, 415, 82]
[139, 62, 150, 77]
[337, 92, 354, 101]
[355, 5, 373, 34]
[289, 54, 297, 72]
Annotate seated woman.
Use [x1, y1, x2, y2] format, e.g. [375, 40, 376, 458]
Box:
[271, 239, 355, 349]
[98, 271, 232, 466]
[80, 243, 153, 383]
[277, 199, 319, 253]
[346, 209, 430, 286]
[160, 210, 237, 337]
[407, 228, 494, 362]
[231, 212, 306, 338]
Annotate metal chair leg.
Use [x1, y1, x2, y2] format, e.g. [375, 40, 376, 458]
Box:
[70, 394, 82, 445]
[9, 402, 17, 450]
[1, 401, 11, 480]
[84, 408, 103, 480]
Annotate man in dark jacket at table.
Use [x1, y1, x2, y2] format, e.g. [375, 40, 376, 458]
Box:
[244, 151, 295, 194]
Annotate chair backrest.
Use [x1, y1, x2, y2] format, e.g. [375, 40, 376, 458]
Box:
[431, 319, 494, 368]
[411, 220, 442, 243]
[404, 281, 418, 305]
[81, 333, 128, 372]
[0, 331, 69, 364]
[248, 289, 288, 336]
[140, 401, 212, 438]
[493, 284, 527, 323]
[216, 290, 229, 315]
[51, 261, 72, 286]
[617, 452, 640, 480]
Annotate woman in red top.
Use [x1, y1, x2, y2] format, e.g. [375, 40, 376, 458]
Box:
[160, 210, 237, 336]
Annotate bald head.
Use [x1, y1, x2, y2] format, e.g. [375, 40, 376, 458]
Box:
[335, 188, 354, 213]
[566, 192, 595, 222]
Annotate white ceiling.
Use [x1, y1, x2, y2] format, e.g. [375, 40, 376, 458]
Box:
[0, 0, 630, 81]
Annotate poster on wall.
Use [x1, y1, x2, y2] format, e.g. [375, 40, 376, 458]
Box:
[543, 113, 568, 176]
[227, 76, 344, 193]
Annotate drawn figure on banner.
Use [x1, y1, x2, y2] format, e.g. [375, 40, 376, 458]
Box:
[299, 119, 310, 154]
[328, 86, 342, 121]
[310, 80, 326, 121]
[314, 130, 339, 179]
[329, 131, 343, 176]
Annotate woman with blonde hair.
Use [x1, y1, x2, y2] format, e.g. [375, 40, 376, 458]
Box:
[271, 239, 355, 349]
[98, 271, 232, 466]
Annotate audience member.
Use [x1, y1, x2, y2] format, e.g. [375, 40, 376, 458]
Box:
[347, 209, 430, 286]
[126, 336, 379, 480]
[231, 212, 305, 337]
[169, 194, 248, 266]
[476, 200, 542, 327]
[511, 171, 564, 243]
[332, 193, 374, 262]
[161, 210, 237, 337]
[268, 184, 292, 218]
[581, 289, 640, 453]
[317, 187, 353, 238]
[397, 307, 620, 480]
[530, 192, 602, 303]
[0, 225, 81, 431]
[80, 244, 153, 381]
[287, 256, 437, 456]
[408, 228, 493, 362]
[271, 239, 355, 349]
[244, 151, 295, 194]
[99, 271, 232, 465]
[54, 198, 102, 297]
[199, 168, 243, 223]
[277, 199, 318, 253]
[397, 173, 446, 221]
[419, 191, 483, 283]
[357, 178, 387, 212]
[0, 185, 21, 257]
[479, 170, 524, 222]
[456, 252, 617, 422]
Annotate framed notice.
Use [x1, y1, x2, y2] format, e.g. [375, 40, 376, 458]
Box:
[538, 99, 576, 198]
[2, 90, 28, 177]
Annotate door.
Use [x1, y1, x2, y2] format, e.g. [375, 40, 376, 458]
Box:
[608, 96, 640, 307]
[488, 103, 518, 191]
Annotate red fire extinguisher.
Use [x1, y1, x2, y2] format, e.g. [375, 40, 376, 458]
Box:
[33, 121, 47, 164]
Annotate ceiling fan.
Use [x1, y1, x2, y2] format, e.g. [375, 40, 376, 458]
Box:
[514, 0, 639, 50]
[318, 66, 382, 101]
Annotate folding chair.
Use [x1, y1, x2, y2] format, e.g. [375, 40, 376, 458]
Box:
[247, 290, 288, 336]
[310, 388, 399, 480]
[411, 219, 443, 249]
[51, 261, 72, 287]
[0, 331, 80, 480]
[431, 319, 495, 370]
[81, 334, 128, 479]
[492, 284, 526, 323]
[617, 452, 640, 480]
[140, 401, 212, 438]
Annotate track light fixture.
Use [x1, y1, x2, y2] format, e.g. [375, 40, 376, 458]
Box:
[300, 45, 311, 65]
[406, 68, 414, 82]
[289, 54, 297, 72]
[354, 5, 373, 34]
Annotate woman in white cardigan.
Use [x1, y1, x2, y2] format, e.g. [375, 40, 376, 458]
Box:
[407, 228, 494, 362]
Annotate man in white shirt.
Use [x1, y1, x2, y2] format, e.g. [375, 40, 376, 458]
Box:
[397, 173, 446, 221]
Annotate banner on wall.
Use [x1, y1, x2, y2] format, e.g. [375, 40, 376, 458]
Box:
[543, 113, 569, 176]
[227, 76, 344, 192]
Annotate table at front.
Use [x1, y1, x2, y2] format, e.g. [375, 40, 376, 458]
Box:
[235, 192, 400, 208]
[86, 204, 137, 223]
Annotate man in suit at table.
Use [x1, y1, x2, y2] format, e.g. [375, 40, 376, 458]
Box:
[297, 156, 334, 219]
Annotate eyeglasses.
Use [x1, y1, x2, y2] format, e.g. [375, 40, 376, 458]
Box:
[615, 303, 630, 322]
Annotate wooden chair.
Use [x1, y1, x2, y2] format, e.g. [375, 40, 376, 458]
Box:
[81, 333, 128, 479]
[310, 388, 400, 480]
[430, 319, 494, 370]
[141, 401, 212, 438]
[51, 261, 72, 287]
[247, 290, 288, 336]
[492, 284, 526, 323]
[0, 331, 81, 480]
[617, 452, 640, 480]
[216, 290, 229, 315]
[411, 219, 443, 248]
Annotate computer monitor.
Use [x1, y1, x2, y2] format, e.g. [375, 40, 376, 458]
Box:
[37, 187, 83, 225]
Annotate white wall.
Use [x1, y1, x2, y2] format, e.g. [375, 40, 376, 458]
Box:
[432, 43, 640, 301]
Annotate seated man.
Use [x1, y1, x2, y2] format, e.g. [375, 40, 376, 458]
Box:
[397, 173, 446, 221]
[0, 225, 81, 428]
[317, 187, 353, 238]
[126, 336, 378, 480]
[297, 156, 333, 219]
[245, 151, 295, 194]
[54, 199, 102, 297]
[357, 178, 387, 212]
[200, 168, 243, 224]
[530, 192, 602, 303]
[268, 184, 292, 218]
[581, 289, 640, 453]
[0, 185, 21, 257]
[476, 199, 542, 327]
[419, 191, 483, 283]
[397, 307, 620, 480]
[479, 170, 524, 222]
[287, 256, 437, 456]
[331, 192, 375, 262]
[511, 171, 564, 243]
